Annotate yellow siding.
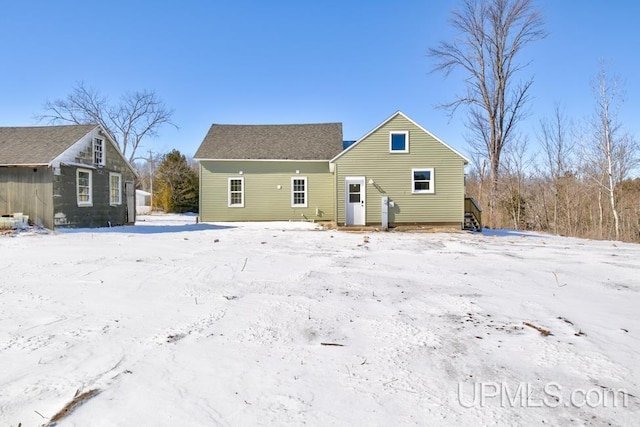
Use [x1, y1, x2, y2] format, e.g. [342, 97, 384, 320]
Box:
[199, 161, 334, 222]
[334, 114, 466, 225]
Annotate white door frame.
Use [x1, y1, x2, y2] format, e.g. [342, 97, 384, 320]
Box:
[345, 176, 366, 226]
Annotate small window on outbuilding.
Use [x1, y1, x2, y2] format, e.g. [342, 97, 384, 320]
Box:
[77, 168, 93, 206]
[94, 138, 105, 165]
[390, 131, 409, 153]
[110, 173, 122, 205]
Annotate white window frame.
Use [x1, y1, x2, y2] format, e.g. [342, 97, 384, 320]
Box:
[228, 177, 245, 207]
[109, 172, 122, 205]
[291, 176, 308, 208]
[93, 137, 105, 166]
[411, 168, 435, 194]
[76, 168, 93, 206]
[389, 131, 409, 153]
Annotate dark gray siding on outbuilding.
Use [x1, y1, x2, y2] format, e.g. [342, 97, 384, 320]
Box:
[53, 166, 126, 228]
[53, 138, 136, 228]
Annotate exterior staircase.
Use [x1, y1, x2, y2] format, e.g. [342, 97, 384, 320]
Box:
[464, 197, 482, 231]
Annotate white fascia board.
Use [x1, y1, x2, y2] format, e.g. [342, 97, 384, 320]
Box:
[50, 126, 98, 169]
[97, 127, 138, 176]
[50, 125, 138, 176]
[0, 163, 48, 167]
[397, 112, 470, 164]
[330, 111, 470, 165]
[330, 111, 403, 163]
[60, 161, 97, 170]
[194, 158, 330, 162]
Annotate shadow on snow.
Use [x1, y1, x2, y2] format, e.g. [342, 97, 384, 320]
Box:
[58, 223, 234, 235]
[482, 228, 548, 238]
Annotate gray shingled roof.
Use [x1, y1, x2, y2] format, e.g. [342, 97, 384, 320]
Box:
[0, 124, 98, 165]
[194, 123, 343, 160]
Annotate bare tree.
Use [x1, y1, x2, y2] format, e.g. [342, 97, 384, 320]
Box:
[38, 82, 176, 163]
[581, 63, 639, 240]
[537, 104, 576, 234]
[500, 135, 532, 229]
[429, 0, 546, 228]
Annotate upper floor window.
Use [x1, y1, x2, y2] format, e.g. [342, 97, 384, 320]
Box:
[412, 168, 434, 194]
[77, 168, 93, 206]
[291, 177, 307, 207]
[390, 131, 409, 153]
[93, 138, 105, 165]
[110, 173, 122, 205]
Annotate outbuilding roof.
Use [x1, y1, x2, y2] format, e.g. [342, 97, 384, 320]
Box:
[0, 124, 98, 166]
[194, 122, 344, 160]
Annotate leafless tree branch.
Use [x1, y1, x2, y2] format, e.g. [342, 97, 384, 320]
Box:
[36, 82, 176, 163]
[429, 0, 546, 227]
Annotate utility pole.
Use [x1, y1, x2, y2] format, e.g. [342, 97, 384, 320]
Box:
[132, 150, 156, 214]
[148, 149, 154, 212]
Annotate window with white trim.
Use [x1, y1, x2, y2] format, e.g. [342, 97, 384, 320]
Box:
[412, 168, 434, 193]
[228, 177, 244, 207]
[110, 173, 122, 205]
[390, 131, 409, 153]
[291, 177, 307, 207]
[77, 169, 93, 206]
[93, 138, 105, 165]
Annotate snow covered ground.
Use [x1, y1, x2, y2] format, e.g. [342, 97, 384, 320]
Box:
[1, 214, 639, 426]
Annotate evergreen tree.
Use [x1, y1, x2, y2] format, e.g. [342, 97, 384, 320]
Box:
[154, 149, 198, 213]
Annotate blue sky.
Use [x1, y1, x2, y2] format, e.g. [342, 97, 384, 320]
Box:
[1, 1, 639, 162]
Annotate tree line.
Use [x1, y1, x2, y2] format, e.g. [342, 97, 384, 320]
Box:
[430, 0, 639, 242]
[467, 75, 640, 242]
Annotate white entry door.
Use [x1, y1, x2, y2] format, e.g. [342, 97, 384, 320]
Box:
[345, 177, 366, 225]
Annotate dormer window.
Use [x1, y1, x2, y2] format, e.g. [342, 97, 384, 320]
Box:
[93, 138, 105, 165]
[390, 131, 409, 153]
